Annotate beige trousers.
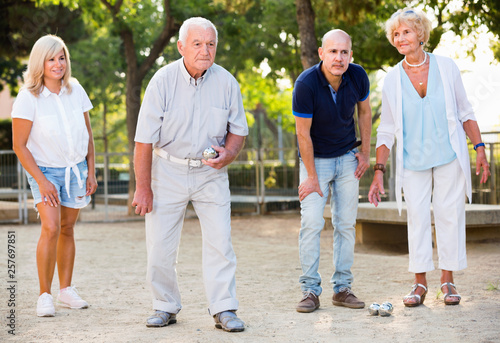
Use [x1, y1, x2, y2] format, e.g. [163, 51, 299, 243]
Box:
[145, 153, 239, 315]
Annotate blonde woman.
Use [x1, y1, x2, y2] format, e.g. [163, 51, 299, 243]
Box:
[12, 35, 97, 317]
[368, 9, 490, 307]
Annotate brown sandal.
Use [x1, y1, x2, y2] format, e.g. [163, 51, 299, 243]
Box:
[441, 282, 461, 305]
[403, 283, 428, 307]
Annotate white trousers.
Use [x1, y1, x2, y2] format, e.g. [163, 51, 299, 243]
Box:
[145, 154, 238, 315]
[402, 158, 467, 273]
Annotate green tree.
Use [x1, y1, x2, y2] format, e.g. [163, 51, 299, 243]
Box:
[239, 67, 295, 150]
[294, 0, 499, 130]
[422, 0, 500, 60]
[84, 0, 179, 210]
[3, 0, 498, 204]
[68, 32, 128, 156]
[1, 0, 85, 94]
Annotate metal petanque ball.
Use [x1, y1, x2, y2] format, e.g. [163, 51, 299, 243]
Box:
[379, 302, 393, 317]
[368, 303, 380, 316]
[202, 147, 218, 160]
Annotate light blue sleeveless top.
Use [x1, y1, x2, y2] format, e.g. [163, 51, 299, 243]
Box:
[401, 53, 456, 171]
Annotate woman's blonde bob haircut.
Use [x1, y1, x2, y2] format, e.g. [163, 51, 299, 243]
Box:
[23, 34, 72, 96]
[385, 8, 432, 47]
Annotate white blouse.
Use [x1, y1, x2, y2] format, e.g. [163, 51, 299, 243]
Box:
[12, 80, 93, 196]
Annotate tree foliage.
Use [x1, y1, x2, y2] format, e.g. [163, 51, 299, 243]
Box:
[2, 0, 499, 150]
[1, 0, 499, 204]
[68, 32, 128, 154]
[422, 0, 500, 60]
[1, 0, 85, 94]
[239, 66, 295, 149]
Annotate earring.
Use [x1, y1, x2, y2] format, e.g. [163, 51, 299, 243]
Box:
[420, 42, 423, 45]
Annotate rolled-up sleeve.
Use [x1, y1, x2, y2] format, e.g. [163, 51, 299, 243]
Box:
[452, 62, 476, 123]
[134, 76, 165, 144]
[376, 84, 396, 150]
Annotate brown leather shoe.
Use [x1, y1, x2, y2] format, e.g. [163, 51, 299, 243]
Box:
[296, 291, 320, 313]
[332, 288, 365, 309]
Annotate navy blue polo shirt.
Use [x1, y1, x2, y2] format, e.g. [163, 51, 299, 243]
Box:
[293, 61, 370, 158]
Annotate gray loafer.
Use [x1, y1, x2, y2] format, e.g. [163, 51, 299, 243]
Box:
[214, 310, 245, 332]
[146, 310, 177, 327]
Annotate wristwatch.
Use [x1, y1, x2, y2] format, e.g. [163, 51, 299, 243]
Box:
[373, 163, 386, 173]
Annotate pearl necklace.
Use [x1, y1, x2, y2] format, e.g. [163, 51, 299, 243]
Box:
[404, 52, 427, 68]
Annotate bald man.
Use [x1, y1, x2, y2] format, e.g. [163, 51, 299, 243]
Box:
[292, 29, 372, 312]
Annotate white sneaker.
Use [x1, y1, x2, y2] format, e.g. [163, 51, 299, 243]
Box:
[37, 293, 55, 317]
[57, 286, 89, 309]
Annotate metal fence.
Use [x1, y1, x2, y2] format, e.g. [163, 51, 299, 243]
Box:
[0, 151, 27, 224]
[1, 132, 499, 224]
[469, 131, 499, 204]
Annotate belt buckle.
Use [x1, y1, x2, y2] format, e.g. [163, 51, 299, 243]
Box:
[188, 159, 202, 168]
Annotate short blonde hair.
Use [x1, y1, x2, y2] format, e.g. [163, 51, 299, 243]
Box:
[23, 35, 72, 96]
[385, 8, 432, 47]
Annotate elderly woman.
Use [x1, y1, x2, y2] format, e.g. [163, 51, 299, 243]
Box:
[12, 35, 97, 316]
[368, 8, 490, 307]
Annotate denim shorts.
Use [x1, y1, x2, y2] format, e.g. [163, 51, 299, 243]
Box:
[26, 160, 91, 209]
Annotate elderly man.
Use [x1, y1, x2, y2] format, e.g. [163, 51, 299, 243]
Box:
[293, 29, 372, 312]
[132, 17, 248, 332]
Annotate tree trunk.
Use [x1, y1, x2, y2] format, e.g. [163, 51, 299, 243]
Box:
[100, 0, 178, 215]
[294, 0, 318, 188]
[125, 72, 142, 215]
[296, 0, 318, 70]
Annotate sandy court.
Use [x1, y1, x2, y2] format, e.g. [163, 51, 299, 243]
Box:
[0, 213, 499, 342]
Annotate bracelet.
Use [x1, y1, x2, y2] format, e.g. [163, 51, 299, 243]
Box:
[474, 142, 485, 151]
[373, 163, 386, 173]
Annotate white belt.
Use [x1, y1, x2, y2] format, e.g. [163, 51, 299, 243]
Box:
[154, 147, 203, 168]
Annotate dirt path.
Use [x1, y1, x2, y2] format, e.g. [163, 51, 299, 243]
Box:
[1, 214, 499, 342]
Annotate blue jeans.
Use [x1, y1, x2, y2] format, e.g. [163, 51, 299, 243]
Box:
[299, 149, 359, 295]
